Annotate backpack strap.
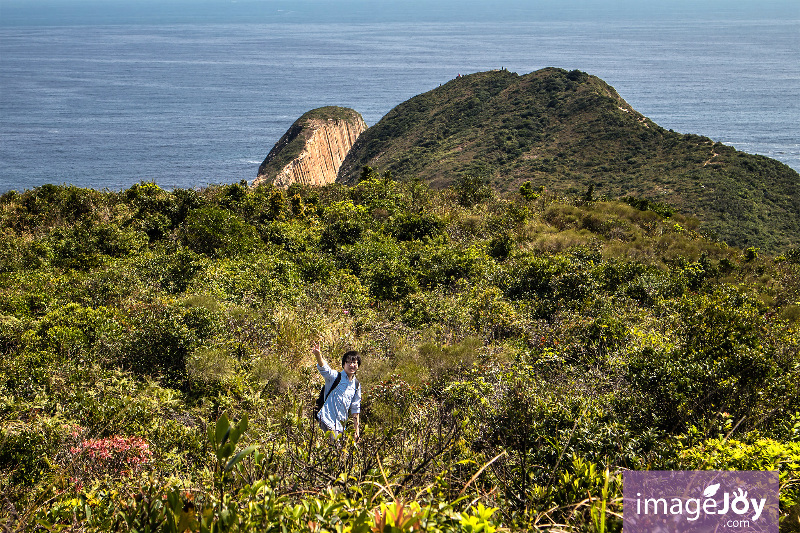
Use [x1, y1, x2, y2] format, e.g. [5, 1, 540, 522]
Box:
[323, 372, 342, 405]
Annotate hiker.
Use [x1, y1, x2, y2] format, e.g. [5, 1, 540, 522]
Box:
[311, 340, 361, 441]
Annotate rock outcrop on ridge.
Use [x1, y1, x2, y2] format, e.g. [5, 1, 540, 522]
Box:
[255, 107, 366, 188]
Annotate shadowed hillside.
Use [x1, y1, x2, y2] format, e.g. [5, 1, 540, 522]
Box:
[338, 68, 800, 252]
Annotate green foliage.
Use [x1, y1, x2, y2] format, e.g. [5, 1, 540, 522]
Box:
[0, 417, 62, 486]
[388, 212, 445, 242]
[268, 189, 285, 221]
[118, 300, 200, 388]
[745, 246, 760, 262]
[24, 302, 121, 363]
[208, 413, 257, 495]
[320, 200, 369, 249]
[137, 246, 204, 294]
[519, 181, 540, 201]
[339, 68, 800, 253]
[622, 195, 674, 218]
[625, 288, 795, 432]
[258, 219, 321, 254]
[351, 169, 406, 214]
[487, 234, 513, 260]
[680, 438, 800, 516]
[49, 220, 146, 270]
[183, 206, 261, 257]
[415, 242, 489, 290]
[1, 179, 798, 531]
[454, 175, 493, 208]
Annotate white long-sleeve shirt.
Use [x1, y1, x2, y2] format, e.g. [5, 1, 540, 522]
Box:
[316, 363, 361, 433]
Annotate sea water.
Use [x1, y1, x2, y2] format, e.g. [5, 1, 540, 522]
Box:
[1, 19, 798, 193]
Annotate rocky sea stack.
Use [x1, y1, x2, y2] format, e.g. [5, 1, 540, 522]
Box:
[255, 106, 366, 188]
[260, 69, 799, 251]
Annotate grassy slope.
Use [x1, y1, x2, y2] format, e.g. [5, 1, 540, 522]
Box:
[257, 106, 364, 181]
[338, 68, 800, 252]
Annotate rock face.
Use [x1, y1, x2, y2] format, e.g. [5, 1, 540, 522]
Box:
[255, 107, 366, 188]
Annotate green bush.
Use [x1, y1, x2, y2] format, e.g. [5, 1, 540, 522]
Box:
[190, 255, 302, 307]
[49, 221, 146, 270]
[499, 252, 597, 314]
[414, 242, 489, 290]
[136, 246, 204, 294]
[118, 301, 198, 387]
[388, 212, 445, 241]
[0, 418, 63, 487]
[680, 438, 800, 518]
[401, 291, 471, 332]
[454, 175, 493, 208]
[0, 234, 52, 272]
[487, 233, 514, 261]
[351, 171, 406, 214]
[320, 200, 370, 250]
[24, 302, 122, 363]
[625, 288, 791, 432]
[183, 207, 261, 258]
[257, 219, 320, 254]
[366, 256, 417, 301]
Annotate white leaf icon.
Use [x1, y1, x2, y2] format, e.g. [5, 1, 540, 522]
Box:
[704, 483, 721, 498]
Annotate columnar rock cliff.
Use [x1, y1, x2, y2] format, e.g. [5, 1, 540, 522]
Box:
[255, 107, 366, 188]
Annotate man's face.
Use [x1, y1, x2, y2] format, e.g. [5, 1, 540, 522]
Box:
[343, 357, 359, 376]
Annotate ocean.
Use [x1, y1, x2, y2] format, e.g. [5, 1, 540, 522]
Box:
[1, 19, 798, 193]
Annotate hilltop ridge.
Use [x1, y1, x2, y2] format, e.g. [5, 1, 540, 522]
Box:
[336, 68, 800, 252]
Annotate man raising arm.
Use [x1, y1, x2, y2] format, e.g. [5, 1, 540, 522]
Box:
[312, 340, 361, 441]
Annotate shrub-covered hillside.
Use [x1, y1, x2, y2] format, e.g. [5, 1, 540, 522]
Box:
[338, 68, 800, 253]
[1, 176, 799, 531]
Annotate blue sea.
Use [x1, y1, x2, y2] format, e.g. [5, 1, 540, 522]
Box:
[1, 16, 799, 193]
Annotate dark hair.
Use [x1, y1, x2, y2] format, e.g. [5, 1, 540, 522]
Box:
[341, 350, 361, 367]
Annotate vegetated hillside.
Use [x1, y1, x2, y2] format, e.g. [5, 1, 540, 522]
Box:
[338, 68, 800, 253]
[1, 180, 799, 531]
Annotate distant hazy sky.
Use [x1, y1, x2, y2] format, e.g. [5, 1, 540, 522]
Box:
[2, 0, 798, 25]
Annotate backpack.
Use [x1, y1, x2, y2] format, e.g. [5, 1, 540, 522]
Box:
[313, 372, 360, 420]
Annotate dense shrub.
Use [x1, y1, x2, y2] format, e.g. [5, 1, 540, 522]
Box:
[366, 256, 417, 301]
[183, 206, 261, 257]
[453, 174, 493, 207]
[680, 437, 800, 521]
[625, 288, 794, 432]
[0, 418, 64, 487]
[49, 221, 146, 270]
[1, 180, 798, 531]
[118, 301, 199, 387]
[388, 212, 445, 241]
[414, 242, 489, 289]
[320, 200, 369, 249]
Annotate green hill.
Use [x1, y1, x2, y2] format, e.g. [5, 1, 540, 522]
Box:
[338, 68, 800, 252]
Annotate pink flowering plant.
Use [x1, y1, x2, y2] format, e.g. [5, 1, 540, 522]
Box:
[67, 435, 152, 487]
